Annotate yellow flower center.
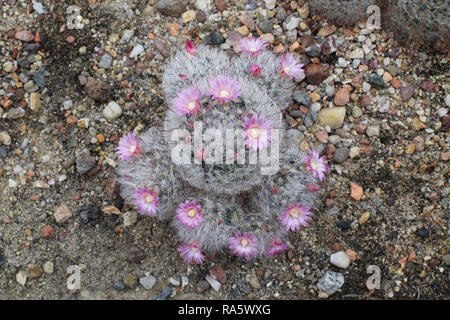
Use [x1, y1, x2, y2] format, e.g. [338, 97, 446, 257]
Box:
[283, 66, 291, 74]
[145, 194, 154, 204]
[289, 208, 300, 218]
[250, 46, 258, 52]
[187, 208, 197, 218]
[240, 238, 250, 247]
[249, 127, 261, 139]
[219, 89, 230, 98]
[310, 160, 318, 171]
[187, 101, 196, 110]
[129, 142, 137, 154]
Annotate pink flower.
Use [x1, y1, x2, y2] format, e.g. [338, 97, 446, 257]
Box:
[266, 238, 289, 257]
[178, 241, 205, 264]
[116, 132, 143, 160]
[207, 75, 241, 104]
[229, 232, 258, 260]
[242, 113, 273, 151]
[132, 186, 159, 216]
[238, 37, 267, 56]
[176, 200, 204, 229]
[250, 65, 261, 77]
[280, 203, 312, 232]
[280, 52, 305, 80]
[172, 86, 202, 115]
[186, 39, 196, 56]
[305, 149, 329, 181]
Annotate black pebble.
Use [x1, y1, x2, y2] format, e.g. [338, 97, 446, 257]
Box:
[417, 228, 430, 238]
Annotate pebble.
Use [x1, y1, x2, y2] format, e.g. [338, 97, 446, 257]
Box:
[155, 287, 172, 300]
[43, 261, 54, 274]
[359, 211, 371, 224]
[334, 87, 350, 106]
[54, 204, 72, 223]
[248, 275, 261, 289]
[366, 125, 380, 137]
[155, 40, 170, 58]
[85, 77, 111, 102]
[103, 101, 122, 121]
[368, 75, 387, 88]
[349, 47, 364, 59]
[330, 251, 351, 269]
[350, 183, 363, 200]
[0, 131, 11, 145]
[76, 150, 95, 174]
[182, 10, 197, 23]
[155, 0, 187, 16]
[352, 106, 363, 118]
[24, 80, 38, 93]
[16, 271, 27, 286]
[293, 90, 312, 107]
[169, 277, 180, 286]
[445, 94, 450, 107]
[400, 86, 414, 101]
[29, 92, 41, 112]
[129, 44, 144, 58]
[99, 53, 113, 69]
[26, 264, 42, 278]
[124, 274, 138, 289]
[33, 72, 46, 88]
[205, 31, 224, 45]
[318, 107, 346, 129]
[285, 16, 300, 31]
[140, 276, 157, 290]
[113, 280, 125, 291]
[15, 30, 34, 42]
[333, 147, 349, 164]
[258, 19, 274, 33]
[205, 274, 221, 291]
[317, 271, 344, 296]
[3, 61, 13, 73]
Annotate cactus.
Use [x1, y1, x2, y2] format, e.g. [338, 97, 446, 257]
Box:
[116, 38, 328, 263]
[309, 0, 375, 27]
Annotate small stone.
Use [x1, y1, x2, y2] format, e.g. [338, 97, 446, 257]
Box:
[99, 53, 113, 69]
[205, 31, 224, 45]
[209, 266, 227, 283]
[368, 75, 387, 88]
[317, 271, 344, 296]
[169, 277, 180, 286]
[16, 271, 27, 286]
[360, 96, 371, 108]
[182, 10, 196, 23]
[235, 26, 249, 36]
[77, 118, 90, 128]
[333, 147, 349, 164]
[239, 14, 255, 30]
[33, 72, 46, 87]
[328, 135, 341, 145]
[260, 33, 275, 44]
[85, 77, 111, 102]
[258, 19, 273, 33]
[286, 16, 301, 31]
[445, 94, 450, 107]
[359, 211, 370, 224]
[113, 280, 125, 291]
[140, 276, 157, 290]
[330, 251, 351, 269]
[352, 106, 362, 118]
[0, 131, 11, 145]
[26, 264, 42, 279]
[54, 204, 72, 224]
[29, 92, 41, 112]
[205, 274, 221, 291]
[350, 183, 363, 200]
[3, 61, 13, 73]
[314, 130, 328, 143]
[248, 275, 261, 289]
[366, 125, 380, 137]
[405, 144, 415, 155]
[155, 0, 187, 17]
[103, 101, 122, 121]
[155, 40, 170, 58]
[42, 225, 55, 238]
[334, 87, 351, 106]
[293, 90, 312, 107]
[400, 86, 414, 101]
[127, 246, 144, 263]
[305, 64, 329, 85]
[76, 150, 95, 174]
[198, 280, 210, 293]
[413, 136, 424, 152]
[15, 30, 34, 42]
[129, 44, 144, 58]
[349, 47, 364, 59]
[43, 261, 54, 274]
[318, 107, 346, 129]
[124, 274, 138, 289]
[317, 25, 337, 37]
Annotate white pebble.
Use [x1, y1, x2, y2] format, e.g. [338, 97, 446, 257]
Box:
[330, 251, 351, 269]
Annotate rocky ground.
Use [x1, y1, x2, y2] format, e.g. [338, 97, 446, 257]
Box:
[0, 0, 448, 300]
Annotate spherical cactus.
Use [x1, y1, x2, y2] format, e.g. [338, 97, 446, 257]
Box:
[116, 38, 328, 263]
[308, 0, 375, 27]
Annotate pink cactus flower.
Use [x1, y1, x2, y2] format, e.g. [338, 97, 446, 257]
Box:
[250, 65, 261, 77]
[207, 75, 241, 104]
[176, 200, 204, 229]
[132, 185, 159, 216]
[266, 238, 289, 257]
[116, 132, 143, 160]
[280, 52, 305, 80]
[280, 203, 312, 232]
[186, 39, 196, 56]
[172, 86, 202, 116]
[178, 241, 205, 264]
[238, 37, 267, 56]
[305, 149, 329, 181]
[242, 113, 273, 151]
[229, 231, 258, 260]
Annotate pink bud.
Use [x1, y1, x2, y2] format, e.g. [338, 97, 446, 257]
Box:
[195, 149, 205, 161]
[179, 73, 187, 79]
[307, 183, 320, 192]
[250, 65, 261, 77]
[186, 39, 196, 56]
